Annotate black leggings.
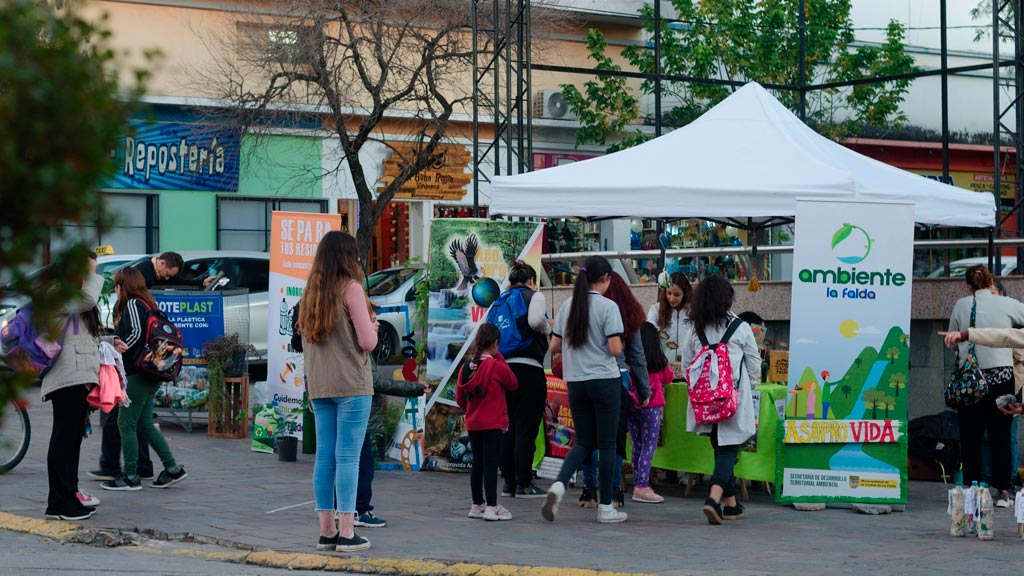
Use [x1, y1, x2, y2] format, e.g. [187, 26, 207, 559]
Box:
[46, 385, 89, 516]
[502, 363, 547, 487]
[470, 429, 503, 507]
[555, 378, 621, 506]
[710, 424, 740, 500]
[959, 368, 1014, 491]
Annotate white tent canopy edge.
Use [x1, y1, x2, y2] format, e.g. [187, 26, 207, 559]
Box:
[490, 83, 995, 229]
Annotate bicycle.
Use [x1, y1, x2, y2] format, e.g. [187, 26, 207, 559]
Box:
[0, 397, 31, 474]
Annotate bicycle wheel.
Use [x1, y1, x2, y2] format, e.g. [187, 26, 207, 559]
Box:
[0, 399, 31, 474]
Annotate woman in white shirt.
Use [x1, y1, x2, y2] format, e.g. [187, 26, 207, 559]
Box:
[681, 275, 760, 526]
[646, 272, 693, 377]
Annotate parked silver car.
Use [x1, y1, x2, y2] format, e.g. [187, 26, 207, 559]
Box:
[96, 251, 271, 362]
[367, 266, 424, 362]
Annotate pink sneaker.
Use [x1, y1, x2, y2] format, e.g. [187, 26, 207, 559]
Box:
[76, 490, 101, 507]
[631, 486, 664, 504]
[483, 504, 512, 521]
[468, 504, 486, 519]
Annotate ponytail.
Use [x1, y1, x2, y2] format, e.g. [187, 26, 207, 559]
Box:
[965, 264, 994, 292]
[565, 256, 613, 349]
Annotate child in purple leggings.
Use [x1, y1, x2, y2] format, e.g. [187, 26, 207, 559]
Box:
[629, 323, 673, 503]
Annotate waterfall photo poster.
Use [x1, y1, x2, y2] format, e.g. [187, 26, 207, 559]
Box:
[421, 219, 543, 472]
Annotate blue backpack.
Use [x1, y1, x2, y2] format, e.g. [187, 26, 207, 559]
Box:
[486, 287, 533, 357]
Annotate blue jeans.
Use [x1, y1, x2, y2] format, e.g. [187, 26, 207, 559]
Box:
[312, 395, 371, 513]
[356, 433, 375, 515]
[582, 449, 622, 490]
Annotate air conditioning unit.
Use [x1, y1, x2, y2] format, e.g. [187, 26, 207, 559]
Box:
[534, 90, 577, 120]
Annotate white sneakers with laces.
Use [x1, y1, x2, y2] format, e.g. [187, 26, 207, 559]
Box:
[483, 504, 512, 521]
[597, 503, 628, 524]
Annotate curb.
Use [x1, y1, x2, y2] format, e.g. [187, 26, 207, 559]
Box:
[0, 511, 652, 576]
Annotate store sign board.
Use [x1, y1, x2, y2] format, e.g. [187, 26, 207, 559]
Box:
[377, 143, 472, 201]
[778, 199, 912, 505]
[105, 121, 241, 191]
[254, 211, 341, 453]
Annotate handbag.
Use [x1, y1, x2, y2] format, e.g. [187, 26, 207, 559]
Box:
[944, 297, 989, 408]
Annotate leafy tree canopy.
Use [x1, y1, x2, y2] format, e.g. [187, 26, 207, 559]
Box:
[562, 0, 918, 152]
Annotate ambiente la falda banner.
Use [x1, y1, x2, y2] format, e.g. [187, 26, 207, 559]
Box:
[779, 199, 913, 504]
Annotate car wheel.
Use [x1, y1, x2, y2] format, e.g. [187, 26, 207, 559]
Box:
[374, 322, 397, 364]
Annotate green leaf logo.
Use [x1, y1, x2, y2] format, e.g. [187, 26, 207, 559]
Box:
[831, 223, 853, 249]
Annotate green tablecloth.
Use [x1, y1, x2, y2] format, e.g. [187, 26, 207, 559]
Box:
[649, 382, 786, 483]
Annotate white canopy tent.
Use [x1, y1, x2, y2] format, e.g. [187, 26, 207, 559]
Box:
[491, 83, 995, 228]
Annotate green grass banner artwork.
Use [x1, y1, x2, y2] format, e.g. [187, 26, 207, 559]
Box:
[777, 200, 913, 504]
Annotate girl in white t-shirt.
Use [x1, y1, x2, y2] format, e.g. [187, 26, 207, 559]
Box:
[646, 272, 694, 377]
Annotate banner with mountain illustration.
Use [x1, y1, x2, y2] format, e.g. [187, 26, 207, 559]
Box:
[421, 219, 544, 472]
[778, 200, 913, 504]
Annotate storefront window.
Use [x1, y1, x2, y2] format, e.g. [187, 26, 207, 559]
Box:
[217, 197, 327, 252]
[54, 192, 158, 257]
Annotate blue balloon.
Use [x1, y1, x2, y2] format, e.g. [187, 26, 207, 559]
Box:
[472, 277, 501, 308]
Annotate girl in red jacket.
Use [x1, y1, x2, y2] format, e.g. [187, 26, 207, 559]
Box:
[456, 323, 518, 521]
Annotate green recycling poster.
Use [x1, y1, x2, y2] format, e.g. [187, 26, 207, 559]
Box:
[778, 199, 912, 504]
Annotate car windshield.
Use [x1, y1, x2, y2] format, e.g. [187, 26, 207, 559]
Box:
[367, 268, 418, 297]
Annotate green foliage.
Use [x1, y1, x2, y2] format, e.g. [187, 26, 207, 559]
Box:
[564, 0, 918, 152]
[0, 0, 149, 408]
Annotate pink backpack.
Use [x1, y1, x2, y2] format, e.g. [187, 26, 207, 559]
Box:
[687, 318, 744, 425]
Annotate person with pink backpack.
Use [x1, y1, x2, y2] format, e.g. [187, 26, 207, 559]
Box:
[681, 276, 760, 525]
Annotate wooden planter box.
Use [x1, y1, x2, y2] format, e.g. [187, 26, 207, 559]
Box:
[208, 375, 250, 439]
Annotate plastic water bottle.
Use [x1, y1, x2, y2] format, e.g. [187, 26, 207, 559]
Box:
[978, 482, 994, 541]
[1015, 488, 1024, 539]
[967, 481, 980, 535]
[279, 299, 290, 336]
[950, 484, 966, 537]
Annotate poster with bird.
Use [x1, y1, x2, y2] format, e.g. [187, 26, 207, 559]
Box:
[421, 218, 543, 472]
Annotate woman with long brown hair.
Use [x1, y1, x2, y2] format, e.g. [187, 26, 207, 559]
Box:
[297, 231, 377, 552]
[646, 272, 693, 376]
[100, 266, 187, 492]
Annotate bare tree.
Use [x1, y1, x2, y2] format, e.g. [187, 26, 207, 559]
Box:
[195, 0, 564, 264]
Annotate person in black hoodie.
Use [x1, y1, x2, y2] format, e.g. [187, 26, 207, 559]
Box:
[99, 267, 187, 492]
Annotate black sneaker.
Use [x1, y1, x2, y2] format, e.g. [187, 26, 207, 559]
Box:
[614, 487, 625, 509]
[578, 486, 598, 508]
[151, 466, 188, 489]
[100, 474, 142, 492]
[45, 506, 96, 521]
[703, 498, 724, 525]
[724, 502, 745, 520]
[354, 511, 386, 528]
[515, 484, 546, 499]
[138, 470, 155, 480]
[86, 469, 119, 481]
[317, 532, 340, 551]
[501, 483, 516, 497]
[336, 533, 371, 552]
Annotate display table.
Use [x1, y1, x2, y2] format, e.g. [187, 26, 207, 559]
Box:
[650, 382, 786, 483]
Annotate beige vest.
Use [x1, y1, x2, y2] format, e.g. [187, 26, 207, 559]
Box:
[302, 288, 372, 400]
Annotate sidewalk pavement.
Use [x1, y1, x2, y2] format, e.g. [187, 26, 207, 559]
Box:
[2, 396, 1023, 576]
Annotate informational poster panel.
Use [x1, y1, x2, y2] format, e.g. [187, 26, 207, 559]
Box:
[253, 211, 340, 453]
[152, 292, 224, 411]
[421, 219, 543, 472]
[778, 200, 912, 504]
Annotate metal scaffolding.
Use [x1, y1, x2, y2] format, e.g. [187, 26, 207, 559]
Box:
[471, 0, 532, 216]
[993, 0, 1024, 271]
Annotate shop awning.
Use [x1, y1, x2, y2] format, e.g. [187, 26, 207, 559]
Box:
[491, 83, 995, 228]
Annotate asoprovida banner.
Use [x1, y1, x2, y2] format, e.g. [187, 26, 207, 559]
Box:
[421, 219, 543, 472]
[778, 200, 912, 504]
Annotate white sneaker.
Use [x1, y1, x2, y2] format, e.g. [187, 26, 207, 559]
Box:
[483, 504, 512, 521]
[76, 491, 101, 507]
[597, 503, 627, 524]
[541, 481, 565, 522]
[997, 498, 1013, 508]
[468, 504, 486, 519]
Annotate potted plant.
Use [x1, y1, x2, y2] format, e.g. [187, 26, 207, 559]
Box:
[204, 333, 251, 435]
[272, 406, 300, 462]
